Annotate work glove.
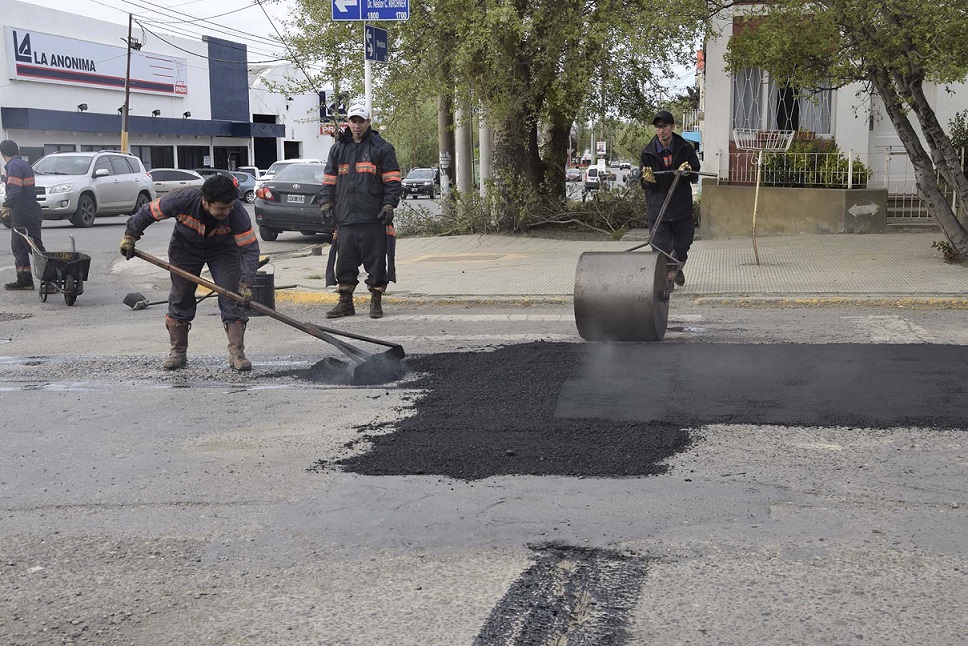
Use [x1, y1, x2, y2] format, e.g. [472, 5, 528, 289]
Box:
[379, 204, 394, 225]
[641, 167, 657, 184]
[119, 235, 137, 260]
[0, 205, 11, 227]
[678, 162, 692, 172]
[238, 281, 253, 305]
[319, 202, 334, 226]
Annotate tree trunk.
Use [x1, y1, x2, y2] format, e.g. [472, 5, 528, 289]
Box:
[491, 111, 533, 231]
[905, 76, 968, 226]
[872, 70, 968, 256]
[541, 114, 571, 201]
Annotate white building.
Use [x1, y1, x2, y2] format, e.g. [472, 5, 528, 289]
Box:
[0, 0, 333, 171]
[702, 5, 968, 194]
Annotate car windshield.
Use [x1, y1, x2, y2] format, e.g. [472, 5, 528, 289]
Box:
[33, 155, 94, 176]
[274, 164, 325, 183]
[406, 169, 434, 180]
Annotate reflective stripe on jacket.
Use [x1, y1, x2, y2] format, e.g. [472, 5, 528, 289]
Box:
[124, 188, 260, 283]
[320, 127, 402, 226]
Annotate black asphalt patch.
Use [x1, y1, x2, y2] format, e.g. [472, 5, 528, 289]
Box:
[474, 544, 648, 646]
[336, 343, 693, 480]
[335, 343, 968, 481]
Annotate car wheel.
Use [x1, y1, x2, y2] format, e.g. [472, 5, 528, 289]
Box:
[70, 194, 97, 228]
[244, 190, 255, 204]
[131, 192, 151, 215]
[259, 225, 278, 242]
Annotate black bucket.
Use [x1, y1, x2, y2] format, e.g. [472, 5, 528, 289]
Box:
[250, 270, 274, 315]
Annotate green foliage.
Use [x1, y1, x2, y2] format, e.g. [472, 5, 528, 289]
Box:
[949, 110, 968, 151]
[760, 136, 869, 188]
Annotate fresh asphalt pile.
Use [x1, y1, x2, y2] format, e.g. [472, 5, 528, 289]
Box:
[334, 342, 968, 481]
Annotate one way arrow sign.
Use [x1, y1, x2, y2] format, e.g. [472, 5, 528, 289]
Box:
[332, 0, 361, 20]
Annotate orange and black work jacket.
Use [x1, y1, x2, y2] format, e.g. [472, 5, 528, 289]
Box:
[124, 188, 260, 284]
[2, 155, 40, 211]
[320, 127, 402, 225]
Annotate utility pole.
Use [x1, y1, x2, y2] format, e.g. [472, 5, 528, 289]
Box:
[121, 14, 140, 153]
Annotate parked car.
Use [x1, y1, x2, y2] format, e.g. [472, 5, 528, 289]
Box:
[192, 168, 241, 199]
[254, 163, 334, 241]
[32, 151, 156, 227]
[620, 160, 632, 170]
[584, 167, 602, 191]
[231, 171, 257, 204]
[401, 167, 440, 199]
[609, 159, 623, 168]
[236, 166, 262, 179]
[565, 167, 582, 182]
[259, 159, 325, 184]
[148, 168, 205, 196]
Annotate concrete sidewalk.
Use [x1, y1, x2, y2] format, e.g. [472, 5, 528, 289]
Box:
[267, 232, 967, 307]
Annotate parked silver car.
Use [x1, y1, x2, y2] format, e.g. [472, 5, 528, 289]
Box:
[148, 168, 205, 196]
[32, 151, 155, 227]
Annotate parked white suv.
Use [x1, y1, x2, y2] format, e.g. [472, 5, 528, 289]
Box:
[32, 151, 156, 227]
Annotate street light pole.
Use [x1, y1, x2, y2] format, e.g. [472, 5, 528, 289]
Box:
[121, 13, 134, 153]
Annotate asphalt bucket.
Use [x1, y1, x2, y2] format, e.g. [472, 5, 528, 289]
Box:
[250, 270, 274, 315]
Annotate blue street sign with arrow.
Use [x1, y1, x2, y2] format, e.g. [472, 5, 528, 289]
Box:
[332, 0, 409, 21]
[365, 25, 388, 62]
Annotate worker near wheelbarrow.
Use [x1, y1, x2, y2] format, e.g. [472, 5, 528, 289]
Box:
[1, 139, 45, 291]
[319, 103, 402, 319]
[639, 110, 701, 286]
[119, 175, 260, 372]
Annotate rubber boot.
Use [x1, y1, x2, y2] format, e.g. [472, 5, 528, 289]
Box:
[163, 318, 190, 370]
[4, 270, 34, 291]
[326, 285, 356, 319]
[369, 289, 384, 319]
[224, 320, 252, 372]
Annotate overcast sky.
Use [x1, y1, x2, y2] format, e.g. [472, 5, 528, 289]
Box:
[25, 0, 297, 62]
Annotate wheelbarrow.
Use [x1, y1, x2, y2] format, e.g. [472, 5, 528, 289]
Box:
[14, 229, 92, 306]
[573, 168, 717, 342]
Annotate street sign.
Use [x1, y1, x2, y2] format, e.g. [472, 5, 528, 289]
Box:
[365, 25, 388, 62]
[332, 0, 409, 21]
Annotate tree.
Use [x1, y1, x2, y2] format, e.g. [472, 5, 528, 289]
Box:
[277, 1, 703, 229]
[722, 0, 968, 257]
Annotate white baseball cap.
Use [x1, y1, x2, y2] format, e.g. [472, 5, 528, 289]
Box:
[347, 104, 370, 120]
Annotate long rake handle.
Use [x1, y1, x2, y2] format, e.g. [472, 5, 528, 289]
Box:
[132, 249, 372, 364]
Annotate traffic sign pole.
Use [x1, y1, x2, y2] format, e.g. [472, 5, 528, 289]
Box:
[364, 23, 372, 118]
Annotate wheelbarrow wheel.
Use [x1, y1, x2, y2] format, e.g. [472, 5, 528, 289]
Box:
[63, 275, 77, 306]
[39, 282, 48, 302]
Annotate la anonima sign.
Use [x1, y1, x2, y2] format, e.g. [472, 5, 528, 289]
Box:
[5, 27, 189, 96]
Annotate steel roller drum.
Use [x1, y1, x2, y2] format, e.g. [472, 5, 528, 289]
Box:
[573, 251, 669, 342]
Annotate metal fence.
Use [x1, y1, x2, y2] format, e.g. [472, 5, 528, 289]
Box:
[722, 148, 965, 222]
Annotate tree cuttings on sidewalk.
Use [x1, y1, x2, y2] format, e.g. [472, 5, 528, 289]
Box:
[721, 0, 968, 259]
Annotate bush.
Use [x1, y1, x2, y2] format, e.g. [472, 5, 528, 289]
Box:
[761, 134, 869, 188]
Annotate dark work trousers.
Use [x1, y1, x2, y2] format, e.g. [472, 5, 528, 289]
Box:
[334, 221, 388, 289]
[167, 241, 247, 324]
[648, 215, 694, 266]
[11, 203, 44, 273]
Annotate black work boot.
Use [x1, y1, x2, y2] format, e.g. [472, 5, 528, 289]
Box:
[675, 269, 685, 286]
[326, 286, 356, 319]
[163, 318, 191, 370]
[4, 271, 34, 291]
[369, 289, 384, 319]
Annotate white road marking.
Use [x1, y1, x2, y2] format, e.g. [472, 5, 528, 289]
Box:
[841, 315, 935, 343]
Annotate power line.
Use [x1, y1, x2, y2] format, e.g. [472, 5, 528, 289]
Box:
[137, 22, 285, 65]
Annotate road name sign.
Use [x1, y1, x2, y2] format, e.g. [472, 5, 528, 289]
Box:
[332, 0, 409, 21]
[365, 25, 388, 62]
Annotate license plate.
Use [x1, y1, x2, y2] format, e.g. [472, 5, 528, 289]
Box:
[287, 194, 304, 204]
